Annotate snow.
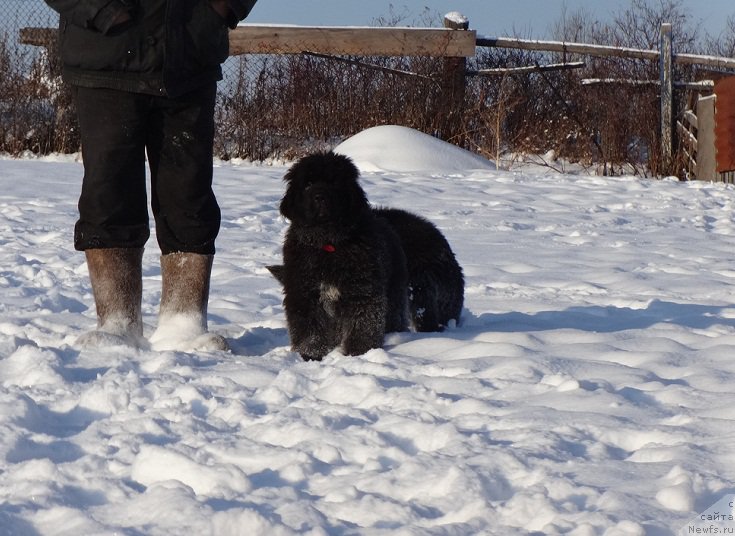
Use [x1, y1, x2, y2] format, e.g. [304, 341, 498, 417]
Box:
[2, 126, 735, 535]
[334, 125, 495, 173]
[444, 12, 469, 26]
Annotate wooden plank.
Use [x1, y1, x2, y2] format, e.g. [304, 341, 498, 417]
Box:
[677, 121, 697, 151]
[681, 145, 694, 165]
[582, 78, 659, 86]
[696, 94, 716, 180]
[472, 61, 584, 76]
[477, 36, 659, 61]
[20, 24, 476, 58]
[683, 110, 698, 129]
[230, 25, 477, 57]
[439, 14, 470, 142]
[580, 79, 714, 91]
[477, 36, 735, 69]
[18, 27, 57, 48]
[681, 146, 695, 177]
[674, 52, 735, 69]
[660, 24, 673, 170]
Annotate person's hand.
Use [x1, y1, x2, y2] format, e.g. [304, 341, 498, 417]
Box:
[209, 0, 230, 20]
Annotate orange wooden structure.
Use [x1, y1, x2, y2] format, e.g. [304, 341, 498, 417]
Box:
[715, 76, 735, 173]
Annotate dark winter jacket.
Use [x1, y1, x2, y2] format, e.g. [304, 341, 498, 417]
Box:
[44, 0, 257, 97]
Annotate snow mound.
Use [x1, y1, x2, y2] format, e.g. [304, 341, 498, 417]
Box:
[334, 125, 495, 173]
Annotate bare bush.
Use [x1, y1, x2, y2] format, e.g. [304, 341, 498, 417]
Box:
[214, 52, 446, 161]
[464, 0, 708, 176]
[0, 35, 77, 155]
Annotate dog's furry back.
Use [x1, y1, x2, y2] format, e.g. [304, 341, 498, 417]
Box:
[374, 208, 464, 331]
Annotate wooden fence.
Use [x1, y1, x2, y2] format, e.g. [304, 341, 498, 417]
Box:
[477, 27, 735, 181]
[20, 19, 476, 142]
[677, 75, 735, 183]
[225, 19, 475, 140]
[18, 17, 735, 179]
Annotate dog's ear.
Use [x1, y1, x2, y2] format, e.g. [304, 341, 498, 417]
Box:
[280, 186, 296, 220]
[330, 152, 359, 181]
[280, 163, 300, 220]
[349, 183, 370, 215]
[327, 153, 369, 213]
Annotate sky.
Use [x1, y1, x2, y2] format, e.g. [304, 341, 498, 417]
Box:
[244, 0, 735, 39]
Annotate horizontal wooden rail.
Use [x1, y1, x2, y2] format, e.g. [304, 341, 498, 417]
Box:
[19, 27, 56, 48]
[230, 25, 476, 57]
[677, 121, 697, 151]
[477, 35, 735, 69]
[477, 36, 659, 60]
[21, 25, 476, 58]
[581, 79, 715, 91]
[468, 61, 584, 76]
[683, 109, 698, 129]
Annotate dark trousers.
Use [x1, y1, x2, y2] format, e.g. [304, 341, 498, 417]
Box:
[72, 83, 221, 255]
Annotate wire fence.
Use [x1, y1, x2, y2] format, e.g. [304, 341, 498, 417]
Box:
[1, 3, 455, 161]
[2, 0, 56, 35]
[3, 1, 725, 176]
[215, 53, 451, 160]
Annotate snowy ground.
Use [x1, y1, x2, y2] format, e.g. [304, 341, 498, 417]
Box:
[2, 127, 735, 535]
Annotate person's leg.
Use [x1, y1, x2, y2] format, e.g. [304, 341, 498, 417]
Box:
[73, 87, 150, 348]
[74, 86, 150, 251]
[146, 83, 228, 351]
[147, 82, 220, 255]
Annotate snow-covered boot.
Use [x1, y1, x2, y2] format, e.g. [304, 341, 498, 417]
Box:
[76, 247, 145, 349]
[149, 252, 229, 352]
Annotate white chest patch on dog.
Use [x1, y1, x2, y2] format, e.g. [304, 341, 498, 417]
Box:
[319, 283, 340, 316]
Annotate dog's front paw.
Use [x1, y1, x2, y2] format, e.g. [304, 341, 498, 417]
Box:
[342, 333, 383, 357]
[293, 335, 331, 362]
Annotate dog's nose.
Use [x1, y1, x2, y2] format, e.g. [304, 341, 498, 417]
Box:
[310, 190, 331, 221]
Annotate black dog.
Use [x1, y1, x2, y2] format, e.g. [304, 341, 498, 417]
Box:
[373, 207, 464, 332]
[274, 152, 464, 361]
[278, 152, 410, 361]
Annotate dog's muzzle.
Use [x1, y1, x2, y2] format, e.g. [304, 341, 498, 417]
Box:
[308, 188, 332, 222]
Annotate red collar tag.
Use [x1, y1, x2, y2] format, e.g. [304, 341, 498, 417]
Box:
[322, 244, 336, 253]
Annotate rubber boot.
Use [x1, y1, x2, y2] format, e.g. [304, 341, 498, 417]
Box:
[75, 247, 145, 349]
[149, 252, 229, 352]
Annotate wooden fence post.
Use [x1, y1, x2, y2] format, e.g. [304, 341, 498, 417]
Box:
[440, 13, 469, 143]
[696, 95, 717, 180]
[660, 23, 673, 172]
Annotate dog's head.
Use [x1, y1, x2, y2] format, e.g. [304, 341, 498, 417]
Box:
[280, 152, 369, 227]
